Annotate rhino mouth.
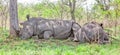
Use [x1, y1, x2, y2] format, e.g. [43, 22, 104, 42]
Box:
[20, 36, 27, 40]
[20, 33, 31, 40]
[19, 29, 31, 40]
[96, 37, 110, 44]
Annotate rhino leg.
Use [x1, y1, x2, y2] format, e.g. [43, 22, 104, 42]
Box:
[72, 23, 81, 42]
[67, 34, 74, 41]
[98, 39, 106, 44]
[73, 33, 79, 42]
[43, 31, 53, 39]
[78, 32, 86, 43]
[79, 37, 85, 44]
[38, 34, 44, 39]
[98, 37, 109, 44]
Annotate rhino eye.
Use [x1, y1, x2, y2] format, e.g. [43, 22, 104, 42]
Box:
[26, 25, 31, 31]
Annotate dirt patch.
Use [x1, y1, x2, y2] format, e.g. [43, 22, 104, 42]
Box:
[34, 39, 79, 47]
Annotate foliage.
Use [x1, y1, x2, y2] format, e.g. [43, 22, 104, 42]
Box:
[18, 1, 84, 20]
[0, 0, 120, 55]
[0, 38, 120, 55]
[0, 28, 120, 55]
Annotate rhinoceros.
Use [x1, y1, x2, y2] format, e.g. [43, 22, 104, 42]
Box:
[19, 15, 81, 41]
[74, 22, 110, 44]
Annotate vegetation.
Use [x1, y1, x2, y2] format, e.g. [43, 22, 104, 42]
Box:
[0, 0, 120, 55]
[0, 29, 120, 55]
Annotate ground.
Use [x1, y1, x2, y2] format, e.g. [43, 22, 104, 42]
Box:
[0, 36, 120, 55]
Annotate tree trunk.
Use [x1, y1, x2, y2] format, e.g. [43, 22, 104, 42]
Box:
[69, 0, 76, 21]
[60, 0, 64, 19]
[9, 0, 19, 37]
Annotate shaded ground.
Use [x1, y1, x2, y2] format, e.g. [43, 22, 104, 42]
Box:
[0, 36, 120, 55]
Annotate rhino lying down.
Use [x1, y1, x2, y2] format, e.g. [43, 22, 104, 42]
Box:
[19, 15, 81, 40]
[74, 22, 110, 44]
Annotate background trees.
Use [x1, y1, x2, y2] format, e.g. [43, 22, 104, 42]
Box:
[0, 0, 120, 54]
[0, 0, 119, 37]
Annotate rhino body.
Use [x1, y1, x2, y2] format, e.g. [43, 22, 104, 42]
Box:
[75, 22, 109, 44]
[19, 16, 81, 40]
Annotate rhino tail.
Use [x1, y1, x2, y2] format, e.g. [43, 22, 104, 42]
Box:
[26, 14, 30, 21]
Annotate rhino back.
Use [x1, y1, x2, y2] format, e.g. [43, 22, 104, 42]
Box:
[50, 20, 73, 39]
[36, 19, 73, 39]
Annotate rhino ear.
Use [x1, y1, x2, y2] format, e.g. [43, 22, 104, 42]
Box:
[26, 14, 30, 21]
[100, 23, 103, 28]
[91, 21, 95, 23]
[20, 23, 23, 25]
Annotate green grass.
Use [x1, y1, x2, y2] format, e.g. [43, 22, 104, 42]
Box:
[0, 36, 120, 55]
[0, 28, 120, 55]
[1, 1, 120, 55]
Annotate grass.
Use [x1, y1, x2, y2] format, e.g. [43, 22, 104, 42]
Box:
[0, 38, 120, 55]
[1, 16, 120, 55]
[0, 19, 120, 55]
[0, 29, 120, 55]
[1, 5, 120, 54]
[0, 2, 120, 55]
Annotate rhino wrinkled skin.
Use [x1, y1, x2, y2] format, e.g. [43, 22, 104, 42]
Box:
[19, 16, 81, 40]
[19, 15, 110, 44]
[74, 22, 110, 44]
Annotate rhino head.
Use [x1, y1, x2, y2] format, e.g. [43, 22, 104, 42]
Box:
[19, 21, 34, 39]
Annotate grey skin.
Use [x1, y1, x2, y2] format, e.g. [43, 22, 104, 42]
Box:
[19, 15, 81, 40]
[75, 22, 110, 44]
